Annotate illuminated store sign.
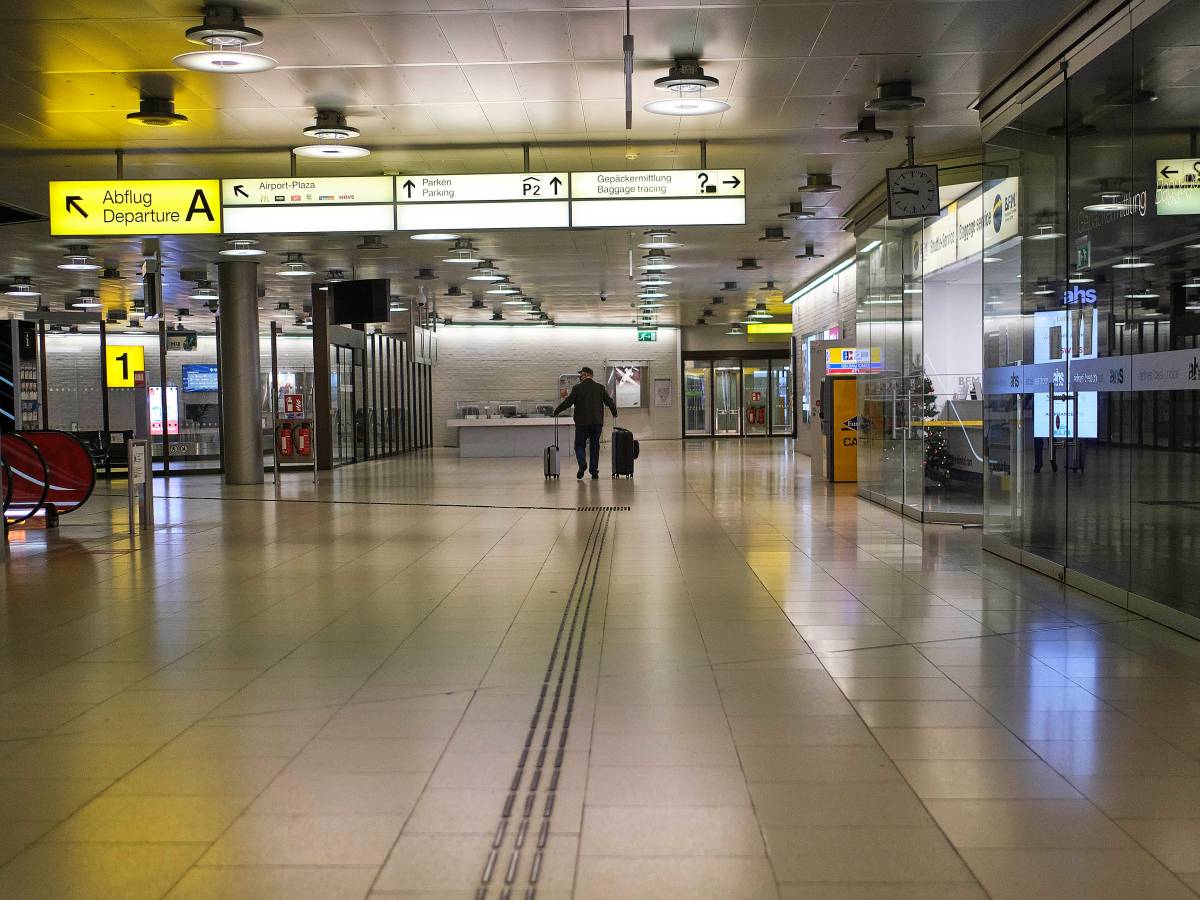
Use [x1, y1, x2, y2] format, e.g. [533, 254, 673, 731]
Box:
[826, 347, 882, 373]
[50, 180, 221, 236]
[911, 178, 1019, 277]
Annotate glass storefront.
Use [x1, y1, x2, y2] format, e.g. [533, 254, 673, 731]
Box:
[982, 0, 1200, 630]
[681, 353, 794, 437]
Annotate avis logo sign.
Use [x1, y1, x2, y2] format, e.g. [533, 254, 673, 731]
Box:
[1063, 286, 1097, 305]
[1009, 372, 1021, 388]
[1109, 367, 1124, 385]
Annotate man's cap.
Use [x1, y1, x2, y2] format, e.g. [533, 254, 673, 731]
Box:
[579, 366, 593, 375]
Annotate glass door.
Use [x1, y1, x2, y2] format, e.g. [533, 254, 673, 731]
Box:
[714, 361, 741, 436]
[770, 361, 792, 436]
[742, 360, 769, 436]
[683, 361, 712, 435]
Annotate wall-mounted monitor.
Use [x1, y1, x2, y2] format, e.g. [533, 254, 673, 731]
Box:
[182, 363, 219, 393]
[330, 278, 390, 324]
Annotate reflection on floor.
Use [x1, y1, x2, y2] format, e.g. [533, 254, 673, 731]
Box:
[2, 439, 1200, 898]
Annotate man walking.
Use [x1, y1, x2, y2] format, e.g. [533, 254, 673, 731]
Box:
[554, 366, 618, 479]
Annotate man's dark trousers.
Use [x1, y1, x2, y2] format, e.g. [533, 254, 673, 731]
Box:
[575, 424, 603, 474]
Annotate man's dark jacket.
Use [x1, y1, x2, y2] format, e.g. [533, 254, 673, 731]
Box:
[554, 379, 618, 425]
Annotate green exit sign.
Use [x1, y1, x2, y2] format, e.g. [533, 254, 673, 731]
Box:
[637, 330, 657, 342]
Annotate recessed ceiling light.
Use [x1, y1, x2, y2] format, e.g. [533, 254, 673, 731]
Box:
[127, 96, 188, 127]
[278, 252, 316, 277]
[221, 239, 264, 256]
[840, 115, 893, 143]
[58, 245, 101, 271]
[293, 144, 369, 159]
[638, 229, 680, 249]
[1113, 255, 1153, 269]
[864, 81, 926, 112]
[4, 277, 37, 297]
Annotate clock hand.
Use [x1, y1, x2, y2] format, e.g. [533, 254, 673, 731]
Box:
[894, 187, 919, 195]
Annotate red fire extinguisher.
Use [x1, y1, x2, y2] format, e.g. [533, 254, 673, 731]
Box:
[295, 421, 312, 457]
[278, 422, 293, 458]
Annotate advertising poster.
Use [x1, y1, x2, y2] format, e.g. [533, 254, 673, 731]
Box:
[148, 385, 180, 436]
[612, 366, 642, 408]
[653, 378, 673, 407]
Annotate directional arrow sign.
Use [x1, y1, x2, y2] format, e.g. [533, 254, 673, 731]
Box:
[1155, 158, 1200, 215]
[49, 180, 221, 236]
[570, 169, 746, 228]
[395, 172, 570, 231]
[221, 176, 395, 234]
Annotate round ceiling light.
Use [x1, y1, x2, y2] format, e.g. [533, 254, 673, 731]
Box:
[467, 260, 503, 282]
[1083, 191, 1132, 213]
[293, 144, 369, 159]
[797, 173, 841, 194]
[1113, 255, 1153, 269]
[443, 239, 482, 264]
[640, 250, 676, 270]
[795, 242, 824, 261]
[127, 97, 188, 127]
[71, 289, 101, 310]
[779, 201, 816, 220]
[1029, 222, 1064, 241]
[840, 115, 894, 143]
[411, 232, 460, 241]
[174, 5, 275, 72]
[58, 245, 101, 271]
[759, 226, 790, 243]
[654, 59, 719, 93]
[189, 280, 219, 301]
[173, 49, 276, 73]
[864, 81, 926, 112]
[486, 282, 520, 295]
[1068, 272, 1094, 284]
[638, 290, 667, 299]
[638, 277, 671, 287]
[644, 96, 730, 116]
[302, 109, 359, 141]
[638, 229, 680, 249]
[277, 252, 316, 277]
[5, 277, 37, 297]
[221, 239, 265, 256]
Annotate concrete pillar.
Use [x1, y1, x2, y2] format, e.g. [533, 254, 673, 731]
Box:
[217, 259, 263, 485]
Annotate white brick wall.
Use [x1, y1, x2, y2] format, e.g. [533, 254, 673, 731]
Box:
[432, 325, 681, 447]
[791, 263, 856, 343]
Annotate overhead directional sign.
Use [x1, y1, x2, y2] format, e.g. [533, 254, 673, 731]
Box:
[1155, 158, 1200, 215]
[221, 176, 394, 234]
[570, 169, 745, 227]
[49, 180, 221, 236]
[395, 172, 569, 231]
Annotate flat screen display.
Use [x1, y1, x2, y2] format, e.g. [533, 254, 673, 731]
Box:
[182, 363, 219, 392]
[330, 278, 390, 324]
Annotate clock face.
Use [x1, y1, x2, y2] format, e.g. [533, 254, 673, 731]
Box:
[886, 165, 940, 219]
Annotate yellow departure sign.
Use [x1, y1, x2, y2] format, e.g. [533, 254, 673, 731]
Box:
[105, 344, 145, 388]
[49, 180, 221, 236]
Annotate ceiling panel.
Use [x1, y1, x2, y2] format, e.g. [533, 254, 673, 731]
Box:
[0, 0, 1090, 326]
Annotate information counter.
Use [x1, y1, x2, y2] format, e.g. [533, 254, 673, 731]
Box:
[447, 417, 561, 458]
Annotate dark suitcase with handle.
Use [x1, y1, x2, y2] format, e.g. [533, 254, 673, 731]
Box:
[544, 418, 560, 478]
[611, 426, 636, 478]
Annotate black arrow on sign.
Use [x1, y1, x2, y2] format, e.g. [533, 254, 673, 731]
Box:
[65, 195, 87, 217]
[1161, 165, 1179, 179]
[723, 175, 741, 189]
[402, 179, 416, 199]
[549, 176, 562, 195]
[234, 184, 248, 198]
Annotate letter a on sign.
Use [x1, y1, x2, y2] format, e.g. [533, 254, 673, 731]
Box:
[187, 189, 215, 222]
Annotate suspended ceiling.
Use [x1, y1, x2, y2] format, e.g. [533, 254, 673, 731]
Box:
[0, 0, 1087, 326]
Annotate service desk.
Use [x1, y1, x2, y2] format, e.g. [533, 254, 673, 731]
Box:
[447, 417, 563, 458]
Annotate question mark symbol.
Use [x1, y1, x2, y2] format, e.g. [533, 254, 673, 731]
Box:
[698, 173, 709, 193]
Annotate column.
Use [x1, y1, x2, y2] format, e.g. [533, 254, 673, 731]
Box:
[217, 259, 263, 485]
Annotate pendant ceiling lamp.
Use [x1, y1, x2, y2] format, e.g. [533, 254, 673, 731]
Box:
[173, 5, 277, 73]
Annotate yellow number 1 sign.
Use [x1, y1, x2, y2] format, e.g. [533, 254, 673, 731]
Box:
[105, 345, 145, 388]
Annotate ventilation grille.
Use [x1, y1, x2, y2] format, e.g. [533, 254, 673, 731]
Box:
[577, 506, 630, 512]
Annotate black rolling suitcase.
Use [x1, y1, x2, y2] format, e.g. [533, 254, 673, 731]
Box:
[544, 418, 560, 479]
[611, 426, 637, 478]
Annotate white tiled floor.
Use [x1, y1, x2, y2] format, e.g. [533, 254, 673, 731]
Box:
[3, 439, 1200, 898]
